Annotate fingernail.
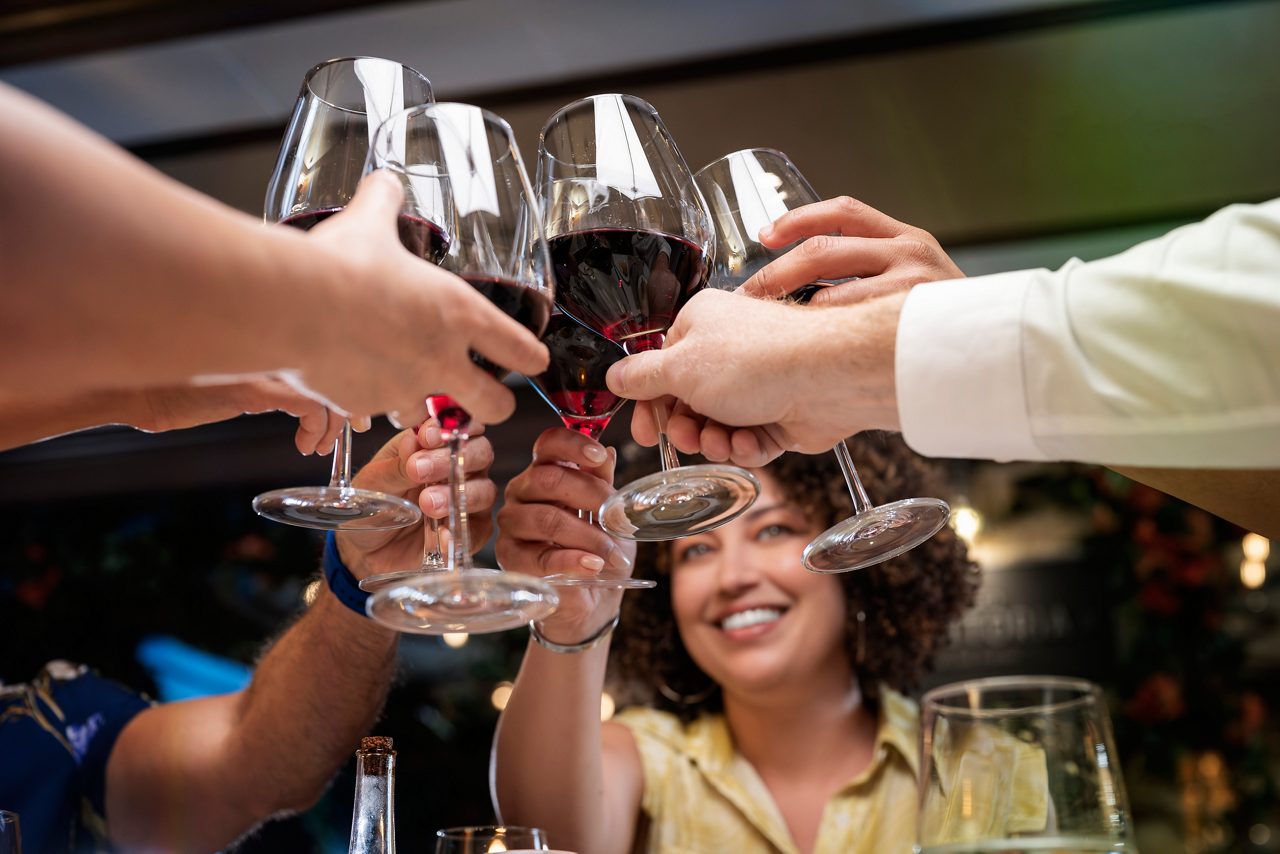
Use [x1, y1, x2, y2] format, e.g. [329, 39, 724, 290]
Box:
[422, 423, 442, 448]
[607, 545, 633, 570]
[425, 487, 448, 514]
[413, 457, 434, 481]
[582, 443, 607, 464]
[579, 555, 605, 572]
[351, 415, 372, 432]
[759, 223, 775, 240]
[605, 363, 627, 395]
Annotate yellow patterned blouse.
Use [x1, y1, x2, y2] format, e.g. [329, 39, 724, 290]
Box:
[613, 689, 1047, 854]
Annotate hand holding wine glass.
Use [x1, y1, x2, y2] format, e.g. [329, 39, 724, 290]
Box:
[335, 422, 498, 587]
[741, 194, 963, 306]
[496, 426, 638, 630]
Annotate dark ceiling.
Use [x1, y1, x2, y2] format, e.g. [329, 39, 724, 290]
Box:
[0, 0, 415, 67]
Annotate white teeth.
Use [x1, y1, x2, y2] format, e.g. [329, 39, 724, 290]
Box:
[720, 608, 784, 632]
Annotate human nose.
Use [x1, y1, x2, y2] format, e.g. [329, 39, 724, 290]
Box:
[713, 538, 762, 595]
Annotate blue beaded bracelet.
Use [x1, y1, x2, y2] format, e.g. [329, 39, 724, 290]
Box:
[323, 531, 370, 617]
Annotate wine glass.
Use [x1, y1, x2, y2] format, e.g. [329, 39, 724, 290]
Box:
[694, 148, 950, 573]
[252, 56, 435, 532]
[538, 93, 759, 542]
[364, 103, 559, 634]
[0, 812, 19, 854]
[435, 825, 548, 853]
[526, 308, 656, 590]
[918, 676, 1134, 854]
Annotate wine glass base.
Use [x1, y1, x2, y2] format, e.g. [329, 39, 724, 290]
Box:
[364, 568, 559, 634]
[543, 572, 658, 590]
[252, 486, 421, 531]
[803, 497, 950, 574]
[598, 464, 761, 541]
[357, 563, 447, 593]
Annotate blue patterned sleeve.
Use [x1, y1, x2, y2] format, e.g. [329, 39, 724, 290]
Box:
[48, 667, 153, 815]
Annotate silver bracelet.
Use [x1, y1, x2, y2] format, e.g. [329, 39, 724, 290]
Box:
[529, 612, 621, 654]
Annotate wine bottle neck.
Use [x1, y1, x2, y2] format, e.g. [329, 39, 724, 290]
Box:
[349, 751, 396, 854]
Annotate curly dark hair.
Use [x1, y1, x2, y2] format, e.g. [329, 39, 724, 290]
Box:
[607, 435, 980, 721]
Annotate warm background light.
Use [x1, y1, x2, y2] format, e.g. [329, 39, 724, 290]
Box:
[490, 681, 514, 711]
[442, 632, 469, 648]
[951, 505, 983, 547]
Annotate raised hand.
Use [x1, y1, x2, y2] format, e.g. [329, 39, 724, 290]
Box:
[740, 196, 963, 306]
[609, 288, 906, 464]
[335, 421, 498, 582]
[289, 170, 550, 427]
[496, 427, 635, 634]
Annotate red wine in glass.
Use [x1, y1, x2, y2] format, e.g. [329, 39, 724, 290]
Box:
[426, 274, 552, 432]
[282, 207, 450, 262]
[548, 227, 708, 353]
[528, 310, 626, 441]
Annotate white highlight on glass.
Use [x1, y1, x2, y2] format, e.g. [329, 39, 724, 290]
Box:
[442, 632, 469, 648]
[593, 95, 660, 201]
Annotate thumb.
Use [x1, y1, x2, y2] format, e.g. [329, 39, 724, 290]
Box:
[606, 349, 674, 402]
[343, 169, 404, 224]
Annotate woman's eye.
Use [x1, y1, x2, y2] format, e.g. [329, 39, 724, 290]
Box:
[758, 523, 796, 541]
[676, 542, 712, 562]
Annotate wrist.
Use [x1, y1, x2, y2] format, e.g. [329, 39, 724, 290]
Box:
[530, 611, 620, 654]
[823, 292, 904, 434]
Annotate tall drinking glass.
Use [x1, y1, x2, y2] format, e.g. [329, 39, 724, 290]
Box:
[694, 148, 950, 573]
[526, 308, 656, 590]
[364, 103, 559, 634]
[435, 825, 548, 853]
[253, 56, 435, 531]
[538, 94, 759, 542]
[918, 676, 1134, 854]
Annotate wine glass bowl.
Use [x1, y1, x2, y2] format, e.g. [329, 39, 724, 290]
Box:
[253, 56, 435, 532]
[538, 94, 760, 542]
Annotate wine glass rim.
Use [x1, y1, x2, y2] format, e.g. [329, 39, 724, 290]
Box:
[301, 55, 434, 115]
[435, 824, 544, 838]
[921, 674, 1102, 716]
[537, 92, 664, 156]
[370, 101, 521, 174]
[694, 146, 796, 178]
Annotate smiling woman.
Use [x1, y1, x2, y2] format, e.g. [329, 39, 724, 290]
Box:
[490, 432, 981, 854]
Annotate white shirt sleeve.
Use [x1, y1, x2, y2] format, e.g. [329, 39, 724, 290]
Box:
[896, 198, 1280, 467]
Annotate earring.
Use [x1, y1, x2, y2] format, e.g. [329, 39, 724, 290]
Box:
[856, 609, 867, 666]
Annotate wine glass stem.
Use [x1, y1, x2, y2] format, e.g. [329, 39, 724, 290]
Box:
[445, 429, 473, 573]
[833, 439, 873, 515]
[328, 419, 355, 491]
[422, 516, 444, 569]
[650, 398, 681, 472]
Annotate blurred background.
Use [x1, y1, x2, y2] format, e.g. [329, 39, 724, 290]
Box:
[2, 0, 1278, 851]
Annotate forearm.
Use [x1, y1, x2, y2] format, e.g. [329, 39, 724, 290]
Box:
[493, 640, 620, 853]
[1111, 466, 1280, 538]
[228, 591, 398, 811]
[0, 84, 336, 395]
[107, 590, 397, 852]
[0, 388, 148, 451]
